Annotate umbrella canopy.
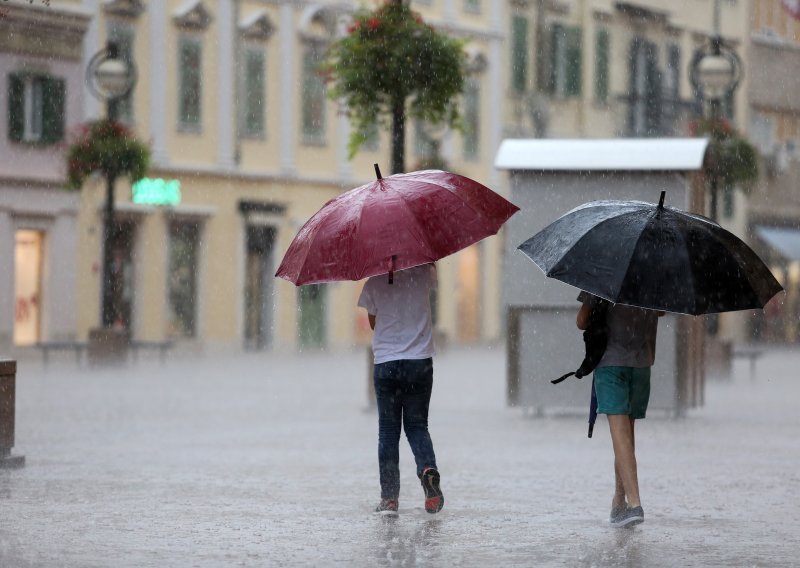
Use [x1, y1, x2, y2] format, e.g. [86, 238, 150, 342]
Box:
[276, 167, 519, 285]
[518, 192, 782, 315]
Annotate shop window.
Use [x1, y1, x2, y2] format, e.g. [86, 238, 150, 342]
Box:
[168, 221, 200, 338]
[7, 73, 65, 144]
[14, 230, 44, 346]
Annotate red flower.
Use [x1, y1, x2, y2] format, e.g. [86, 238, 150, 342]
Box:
[367, 17, 380, 31]
[347, 21, 360, 34]
[412, 11, 423, 24]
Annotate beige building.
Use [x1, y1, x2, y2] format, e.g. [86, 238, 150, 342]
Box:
[5, 0, 777, 356]
[67, 0, 509, 355]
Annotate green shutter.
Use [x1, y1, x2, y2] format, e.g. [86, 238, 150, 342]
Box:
[548, 23, 563, 94]
[511, 16, 528, 93]
[244, 49, 265, 137]
[565, 26, 582, 97]
[179, 39, 202, 127]
[8, 73, 24, 142]
[644, 41, 661, 136]
[594, 28, 609, 103]
[463, 79, 479, 159]
[41, 77, 66, 144]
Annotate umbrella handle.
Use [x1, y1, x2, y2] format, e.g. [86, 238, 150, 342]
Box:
[388, 254, 396, 284]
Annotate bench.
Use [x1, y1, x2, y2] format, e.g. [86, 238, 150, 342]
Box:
[129, 340, 175, 364]
[732, 347, 764, 381]
[35, 341, 88, 367]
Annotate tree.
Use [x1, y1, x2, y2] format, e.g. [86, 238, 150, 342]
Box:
[325, 0, 466, 174]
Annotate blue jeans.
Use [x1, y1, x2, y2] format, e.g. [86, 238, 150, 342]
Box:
[374, 358, 437, 499]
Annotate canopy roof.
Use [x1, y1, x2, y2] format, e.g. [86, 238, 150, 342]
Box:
[495, 138, 709, 172]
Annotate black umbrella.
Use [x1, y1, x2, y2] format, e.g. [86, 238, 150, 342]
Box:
[518, 192, 782, 315]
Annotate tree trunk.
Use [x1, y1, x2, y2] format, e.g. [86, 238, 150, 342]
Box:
[391, 96, 405, 174]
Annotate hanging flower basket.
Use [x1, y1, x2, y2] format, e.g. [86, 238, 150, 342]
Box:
[689, 118, 759, 190]
[65, 119, 150, 190]
[325, 2, 466, 159]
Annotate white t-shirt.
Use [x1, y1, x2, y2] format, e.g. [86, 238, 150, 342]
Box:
[357, 264, 436, 365]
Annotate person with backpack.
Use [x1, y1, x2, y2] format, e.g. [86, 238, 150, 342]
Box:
[576, 291, 664, 528]
[358, 263, 444, 516]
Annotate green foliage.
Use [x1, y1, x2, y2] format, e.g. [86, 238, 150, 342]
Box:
[325, 2, 466, 158]
[65, 119, 150, 190]
[690, 118, 759, 191]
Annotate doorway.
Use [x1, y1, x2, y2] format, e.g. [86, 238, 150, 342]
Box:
[109, 221, 136, 331]
[14, 230, 44, 345]
[244, 225, 276, 350]
[457, 244, 481, 343]
[298, 283, 326, 349]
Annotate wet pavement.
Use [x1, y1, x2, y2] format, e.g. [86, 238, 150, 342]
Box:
[1, 344, 799, 567]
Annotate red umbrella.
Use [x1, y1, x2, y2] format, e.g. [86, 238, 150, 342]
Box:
[275, 166, 519, 285]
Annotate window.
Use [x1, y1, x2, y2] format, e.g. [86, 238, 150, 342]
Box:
[301, 46, 326, 143]
[511, 15, 529, 93]
[168, 221, 200, 338]
[178, 37, 202, 129]
[464, 0, 480, 13]
[661, 44, 681, 135]
[108, 24, 135, 123]
[7, 73, 65, 144]
[549, 24, 582, 98]
[463, 79, 480, 159]
[242, 47, 266, 138]
[594, 28, 609, 103]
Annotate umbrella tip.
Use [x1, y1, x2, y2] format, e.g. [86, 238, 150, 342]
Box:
[374, 163, 382, 180]
[658, 191, 665, 209]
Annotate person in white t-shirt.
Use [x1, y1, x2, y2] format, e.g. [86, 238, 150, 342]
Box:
[358, 263, 443, 516]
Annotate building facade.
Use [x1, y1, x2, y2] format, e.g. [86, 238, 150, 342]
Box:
[0, 2, 89, 355]
[5, 0, 783, 355]
[68, 0, 508, 355]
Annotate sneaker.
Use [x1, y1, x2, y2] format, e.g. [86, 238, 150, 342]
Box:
[609, 505, 644, 528]
[375, 499, 399, 516]
[609, 503, 627, 524]
[420, 468, 444, 514]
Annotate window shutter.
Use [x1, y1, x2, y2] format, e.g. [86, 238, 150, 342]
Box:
[548, 23, 563, 94]
[594, 28, 609, 103]
[244, 49, 265, 137]
[628, 37, 642, 136]
[8, 73, 25, 142]
[42, 77, 66, 144]
[565, 26, 582, 97]
[511, 16, 529, 93]
[644, 41, 662, 136]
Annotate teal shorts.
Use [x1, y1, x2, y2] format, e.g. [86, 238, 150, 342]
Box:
[594, 366, 651, 419]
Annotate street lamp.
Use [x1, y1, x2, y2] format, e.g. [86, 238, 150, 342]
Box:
[689, 35, 742, 221]
[86, 42, 137, 328]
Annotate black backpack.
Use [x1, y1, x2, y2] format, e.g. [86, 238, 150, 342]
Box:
[552, 298, 610, 385]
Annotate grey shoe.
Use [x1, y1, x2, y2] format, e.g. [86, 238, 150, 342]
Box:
[609, 505, 644, 528]
[609, 504, 627, 524]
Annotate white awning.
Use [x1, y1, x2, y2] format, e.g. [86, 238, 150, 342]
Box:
[755, 225, 800, 261]
[494, 138, 709, 172]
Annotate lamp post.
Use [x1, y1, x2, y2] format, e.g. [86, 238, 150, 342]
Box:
[86, 42, 137, 329]
[689, 35, 742, 221]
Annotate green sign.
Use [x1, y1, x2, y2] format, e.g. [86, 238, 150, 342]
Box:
[132, 178, 181, 206]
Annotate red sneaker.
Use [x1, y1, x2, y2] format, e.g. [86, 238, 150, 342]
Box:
[420, 468, 444, 514]
[375, 499, 399, 516]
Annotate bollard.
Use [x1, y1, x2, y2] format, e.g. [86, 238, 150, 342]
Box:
[0, 360, 25, 469]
